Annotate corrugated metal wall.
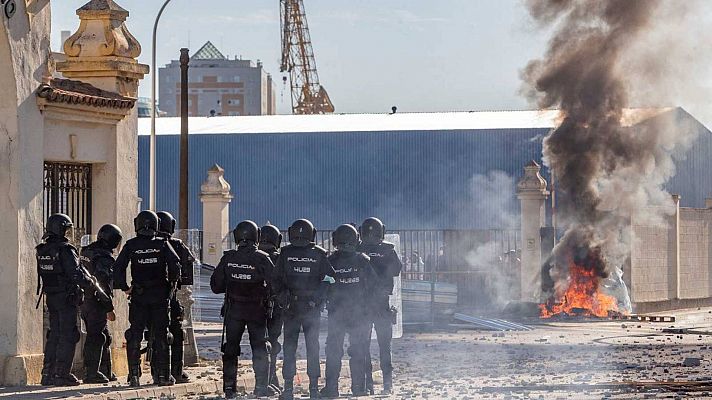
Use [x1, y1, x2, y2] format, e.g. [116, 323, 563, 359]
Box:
[138, 109, 711, 231]
[139, 128, 546, 230]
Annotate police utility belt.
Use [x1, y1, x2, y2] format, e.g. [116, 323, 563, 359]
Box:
[132, 279, 169, 295]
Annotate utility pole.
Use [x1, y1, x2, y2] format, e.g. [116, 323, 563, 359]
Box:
[179, 48, 189, 229]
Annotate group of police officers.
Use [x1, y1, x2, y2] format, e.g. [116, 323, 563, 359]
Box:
[36, 211, 401, 399]
[210, 218, 401, 399]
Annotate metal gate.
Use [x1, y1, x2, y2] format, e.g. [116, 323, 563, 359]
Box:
[43, 162, 93, 238]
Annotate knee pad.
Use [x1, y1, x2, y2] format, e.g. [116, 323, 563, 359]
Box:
[105, 332, 113, 347]
[171, 328, 185, 344]
[144, 329, 152, 342]
[166, 332, 174, 345]
[271, 341, 282, 356]
[265, 341, 272, 354]
[46, 329, 52, 341]
[223, 341, 241, 359]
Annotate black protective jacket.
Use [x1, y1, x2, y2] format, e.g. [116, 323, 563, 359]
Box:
[113, 234, 181, 302]
[357, 241, 402, 296]
[272, 243, 335, 310]
[326, 250, 377, 316]
[80, 241, 115, 312]
[210, 243, 274, 321]
[36, 236, 94, 296]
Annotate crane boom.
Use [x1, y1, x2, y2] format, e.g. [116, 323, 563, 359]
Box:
[280, 0, 334, 114]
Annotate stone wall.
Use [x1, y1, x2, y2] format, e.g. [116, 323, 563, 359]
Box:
[630, 204, 712, 311]
[678, 209, 712, 299]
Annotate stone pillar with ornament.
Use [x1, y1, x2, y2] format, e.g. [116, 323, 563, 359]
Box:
[48, 0, 148, 378]
[517, 161, 550, 303]
[200, 165, 233, 267]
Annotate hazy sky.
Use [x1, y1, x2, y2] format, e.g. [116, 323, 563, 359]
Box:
[52, 1, 711, 127]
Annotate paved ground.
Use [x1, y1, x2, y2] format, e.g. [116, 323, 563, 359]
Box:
[6, 308, 712, 399]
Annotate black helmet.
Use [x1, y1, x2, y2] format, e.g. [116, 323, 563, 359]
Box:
[332, 224, 359, 252]
[134, 210, 159, 236]
[288, 219, 315, 247]
[45, 213, 73, 238]
[234, 220, 260, 244]
[156, 211, 176, 235]
[360, 217, 385, 245]
[98, 224, 123, 250]
[260, 224, 282, 248]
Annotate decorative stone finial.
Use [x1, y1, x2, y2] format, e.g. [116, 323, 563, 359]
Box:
[517, 160, 549, 195]
[56, 0, 148, 97]
[201, 164, 232, 198]
[64, 0, 140, 58]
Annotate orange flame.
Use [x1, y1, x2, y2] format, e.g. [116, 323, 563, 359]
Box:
[540, 263, 620, 318]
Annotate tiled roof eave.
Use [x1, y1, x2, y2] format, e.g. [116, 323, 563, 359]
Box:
[37, 79, 136, 110]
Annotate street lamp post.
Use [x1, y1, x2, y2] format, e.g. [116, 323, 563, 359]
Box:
[150, 0, 173, 211]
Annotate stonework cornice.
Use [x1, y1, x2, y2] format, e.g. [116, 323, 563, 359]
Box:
[517, 160, 549, 197]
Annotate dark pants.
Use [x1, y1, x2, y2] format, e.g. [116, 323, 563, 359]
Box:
[365, 297, 393, 387]
[282, 305, 321, 382]
[81, 301, 112, 378]
[149, 292, 186, 380]
[222, 312, 268, 392]
[267, 306, 283, 386]
[325, 311, 368, 393]
[126, 297, 170, 378]
[43, 292, 81, 377]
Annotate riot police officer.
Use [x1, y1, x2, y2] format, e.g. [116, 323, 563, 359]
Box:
[114, 210, 181, 387]
[258, 224, 283, 392]
[272, 219, 335, 400]
[37, 214, 111, 386]
[211, 220, 275, 398]
[320, 224, 376, 398]
[156, 211, 196, 384]
[359, 217, 402, 394]
[80, 224, 122, 384]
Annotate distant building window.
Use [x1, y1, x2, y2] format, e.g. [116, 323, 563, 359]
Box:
[233, 76, 241, 82]
[227, 99, 241, 106]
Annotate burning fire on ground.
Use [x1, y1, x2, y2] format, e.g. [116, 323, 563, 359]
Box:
[539, 246, 625, 319]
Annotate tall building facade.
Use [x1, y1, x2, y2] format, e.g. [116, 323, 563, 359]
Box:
[159, 41, 277, 117]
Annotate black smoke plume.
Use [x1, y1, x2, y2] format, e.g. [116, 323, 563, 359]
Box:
[521, 0, 699, 303]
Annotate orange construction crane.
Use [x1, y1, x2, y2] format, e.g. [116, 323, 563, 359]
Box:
[280, 0, 334, 115]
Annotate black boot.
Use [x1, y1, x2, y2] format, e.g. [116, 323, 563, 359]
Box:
[366, 373, 374, 395]
[254, 385, 277, 397]
[279, 380, 294, 400]
[156, 366, 175, 387]
[382, 370, 393, 394]
[53, 373, 81, 387]
[320, 384, 339, 398]
[309, 379, 319, 399]
[128, 366, 141, 387]
[84, 353, 109, 384]
[100, 346, 116, 382]
[40, 362, 54, 386]
[171, 340, 190, 383]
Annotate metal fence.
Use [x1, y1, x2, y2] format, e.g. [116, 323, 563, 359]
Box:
[216, 228, 521, 313]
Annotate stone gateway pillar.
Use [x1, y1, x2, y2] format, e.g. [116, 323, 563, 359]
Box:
[200, 165, 233, 267]
[517, 161, 549, 303]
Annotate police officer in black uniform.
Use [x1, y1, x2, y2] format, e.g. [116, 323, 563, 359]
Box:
[258, 224, 283, 392]
[272, 219, 335, 400]
[210, 220, 275, 399]
[114, 210, 181, 387]
[156, 211, 195, 384]
[37, 213, 111, 386]
[320, 224, 377, 398]
[80, 224, 123, 384]
[359, 217, 402, 394]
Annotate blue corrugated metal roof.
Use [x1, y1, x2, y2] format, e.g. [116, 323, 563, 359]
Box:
[138, 108, 712, 232]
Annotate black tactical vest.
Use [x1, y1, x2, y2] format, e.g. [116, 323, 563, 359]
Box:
[128, 237, 168, 285]
[36, 242, 66, 290]
[282, 247, 323, 296]
[223, 250, 268, 302]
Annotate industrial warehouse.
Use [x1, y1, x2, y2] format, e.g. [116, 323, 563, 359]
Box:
[138, 108, 712, 231]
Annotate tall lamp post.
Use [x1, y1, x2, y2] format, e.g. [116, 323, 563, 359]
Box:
[150, 0, 173, 211]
